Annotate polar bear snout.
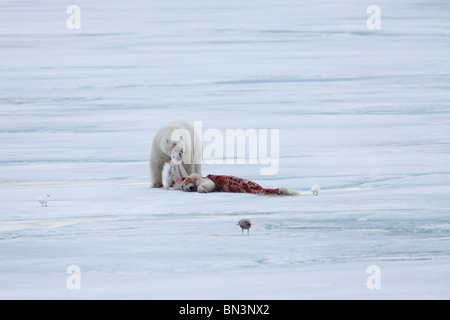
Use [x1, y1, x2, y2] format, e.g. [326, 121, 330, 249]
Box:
[181, 177, 198, 192]
[186, 184, 197, 192]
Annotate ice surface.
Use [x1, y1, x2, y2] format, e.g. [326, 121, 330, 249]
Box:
[0, 0, 449, 299]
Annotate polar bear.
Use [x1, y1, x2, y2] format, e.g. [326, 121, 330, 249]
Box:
[150, 120, 202, 188]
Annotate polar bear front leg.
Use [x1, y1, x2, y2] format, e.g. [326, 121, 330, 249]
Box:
[183, 163, 194, 176]
[197, 185, 208, 193]
[197, 178, 215, 193]
[150, 159, 164, 188]
[163, 165, 175, 190]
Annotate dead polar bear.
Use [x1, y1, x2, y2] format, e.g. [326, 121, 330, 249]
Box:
[184, 173, 299, 195]
[150, 120, 202, 188]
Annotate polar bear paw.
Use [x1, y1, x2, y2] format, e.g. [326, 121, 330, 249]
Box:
[151, 182, 164, 188]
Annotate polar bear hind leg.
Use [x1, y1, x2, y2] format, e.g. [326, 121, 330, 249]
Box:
[279, 187, 300, 196]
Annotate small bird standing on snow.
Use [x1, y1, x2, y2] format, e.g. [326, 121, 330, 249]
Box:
[311, 184, 320, 196]
[237, 219, 251, 236]
[38, 194, 51, 207]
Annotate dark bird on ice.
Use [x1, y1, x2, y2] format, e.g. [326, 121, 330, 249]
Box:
[237, 219, 251, 236]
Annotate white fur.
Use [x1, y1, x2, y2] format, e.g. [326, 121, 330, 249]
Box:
[311, 184, 320, 196]
[150, 120, 202, 188]
[188, 174, 216, 193]
[162, 161, 176, 190]
[279, 187, 300, 196]
[38, 194, 51, 207]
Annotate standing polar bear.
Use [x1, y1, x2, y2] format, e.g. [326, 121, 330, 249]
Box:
[150, 120, 202, 188]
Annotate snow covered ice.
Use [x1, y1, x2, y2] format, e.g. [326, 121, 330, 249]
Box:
[0, 0, 449, 299]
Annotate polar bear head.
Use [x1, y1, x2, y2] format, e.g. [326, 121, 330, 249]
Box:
[180, 175, 197, 192]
